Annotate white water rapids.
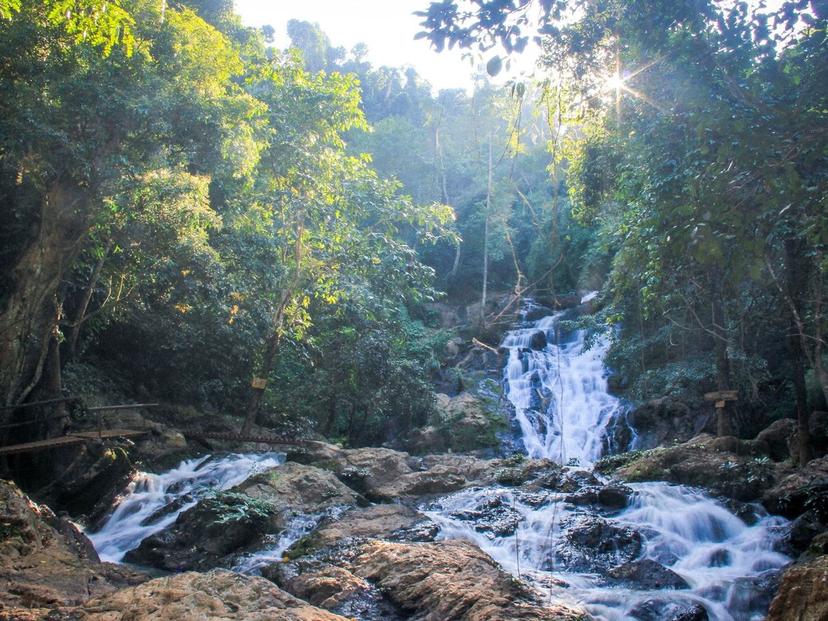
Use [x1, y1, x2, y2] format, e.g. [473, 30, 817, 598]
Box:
[426, 298, 790, 620]
[88, 452, 283, 562]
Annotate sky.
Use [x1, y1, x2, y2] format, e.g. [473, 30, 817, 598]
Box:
[233, 0, 537, 92]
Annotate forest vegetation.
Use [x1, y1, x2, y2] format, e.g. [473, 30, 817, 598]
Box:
[0, 1, 827, 620]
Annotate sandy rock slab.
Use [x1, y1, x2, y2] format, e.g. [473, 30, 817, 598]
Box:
[28, 570, 350, 621]
[0, 480, 145, 613]
[350, 539, 587, 621]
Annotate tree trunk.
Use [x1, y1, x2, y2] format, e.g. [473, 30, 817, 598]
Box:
[785, 239, 813, 465]
[0, 181, 87, 414]
[67, 240, 111, 360]
[241, 329, 281, 435]
[480, 138, 492, 325]
[712, 295, 734, 437]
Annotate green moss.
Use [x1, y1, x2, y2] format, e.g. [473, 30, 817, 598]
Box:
[283, 533, 322, 560]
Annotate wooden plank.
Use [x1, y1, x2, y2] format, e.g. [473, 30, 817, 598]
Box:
[704, 390, 738, 402]
[0, 429, 149, 456]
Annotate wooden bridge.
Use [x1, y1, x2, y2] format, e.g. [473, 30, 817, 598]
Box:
[0, 397, 319, 456]
[0, 398, 155, 457]
[0, 429, 150, 456]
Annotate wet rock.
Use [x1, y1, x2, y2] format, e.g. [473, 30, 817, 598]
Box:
[494, 458, 562, 487]
[607, 559, 689, 590]
[285, 504, 432, 559]
[754, 418, 798, 462]
[727, 571, 782, 620]
[72, 569, 348, 620]
[0, 480, 145, 611]
[124, 490, 275, 571]
[763, 456, 828, 519]
[523, 304, 554, 322]
[446, 494, 522, 538]
[554, 516, 642, 573]
[351, 539, 587, 620]
[407, 392, 505, 454]
[617, 434, 777, 501]
[529, 331, 548, 350]
[629, 598, 709, 621]
[767, 554, 828, 621]
[788, 510, 827, 555]
[565, 484, 632, 510]
[559, 469, 600, 492]
[598, 484, 633, 509]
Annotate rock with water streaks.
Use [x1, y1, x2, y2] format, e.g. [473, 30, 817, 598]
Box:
[628, 598, 709, 621]
[606, 559, 689, 590]
[614, 434, 776, 501]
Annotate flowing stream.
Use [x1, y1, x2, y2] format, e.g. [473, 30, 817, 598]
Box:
[88, 452, 283, 562]
[426, 298, 790, 621]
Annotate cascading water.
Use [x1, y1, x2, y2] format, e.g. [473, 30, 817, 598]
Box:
[502, 297, 624, 464]
[88, 452, 283, 563]
[427, 297, 790, 621]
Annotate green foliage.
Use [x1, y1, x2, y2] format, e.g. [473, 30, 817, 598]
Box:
[201, 490, 275, 526]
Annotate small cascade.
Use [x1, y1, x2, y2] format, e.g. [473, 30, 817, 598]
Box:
[88, 452, 283, 562]
[501, 296, 624, 464]
[233, 506, 348, 575]
[424, 482, 789, 621]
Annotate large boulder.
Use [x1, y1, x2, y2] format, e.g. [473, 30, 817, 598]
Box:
[754, 418, 798, 462]
[606, 559, 689, 590]
[407, 392, 505, 454]
[283, 504, 434, 559]
[614, 434, 777, 501]
[70, 570, 349, 620]
[290, 443, 492, 501]
[628, 598, 709, 621]
[763, 456, 828, 519]
[350, 540, 586, 620]
[275, 565, 402, 620]
[554, 516, 643, 574]
[621, 398, 712, 451]
[234, 461, 361, 516]
[0, 480, 145, 613]
[767, 555, 828, 621]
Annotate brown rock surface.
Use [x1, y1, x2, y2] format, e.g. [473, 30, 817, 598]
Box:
[351, 540, 586, 620]
[763, 456, 828, 518]
[288, 443, 492, 500]
[767, 555, 828, 621]
[0, 480, 145, 612]
[300, 504, 428, 552]
[615, 434, 777, 501]
[236, 461, 361, 517]
[72, 570, 348, 620]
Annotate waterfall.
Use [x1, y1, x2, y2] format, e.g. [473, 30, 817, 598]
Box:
[427, 298, 790, 621]
[88, 452, 283, 563]
[501, 297, 624, 464]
